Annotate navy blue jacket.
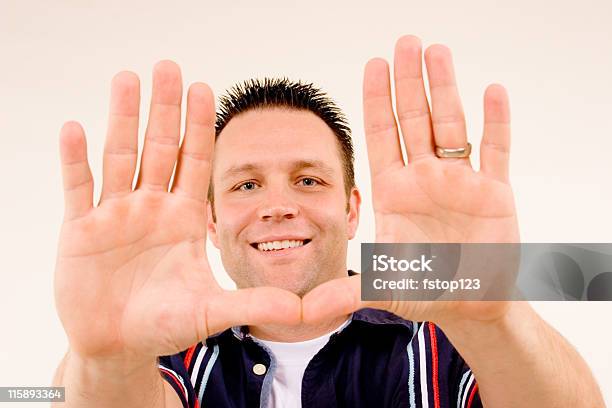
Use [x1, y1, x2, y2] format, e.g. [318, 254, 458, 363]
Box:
[159, 308, 482, 408]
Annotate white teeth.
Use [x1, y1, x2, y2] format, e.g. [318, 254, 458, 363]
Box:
[257, 240, 305, 251]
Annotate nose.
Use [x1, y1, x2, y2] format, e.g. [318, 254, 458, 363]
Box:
[257, 188, 299, 221]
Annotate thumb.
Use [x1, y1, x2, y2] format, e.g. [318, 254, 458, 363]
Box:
[302, 275, 392, 325]
[204, 287, 302, 336]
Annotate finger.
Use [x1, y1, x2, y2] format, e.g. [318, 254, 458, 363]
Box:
[100, 71, 140, 202]
[136, 60, 183, 191]
[170, 82, 215, 203]
[363, 58, 404, 179]
[59, 121, 94, 220]
[302, 275, 392, 324]
[394, 35, 435, 162]
[424, 45, 470, 161]
[302, 275, 446, 325]
[479, 84, 511, 182]
[206, 287, 302, 335]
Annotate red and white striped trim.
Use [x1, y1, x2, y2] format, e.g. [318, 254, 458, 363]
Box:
[159, 365, 189, 404]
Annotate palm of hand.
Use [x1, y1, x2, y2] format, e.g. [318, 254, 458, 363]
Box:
[55, 190, 215, 359]
[373, 158, 518, 244]
[361, 40, 521, 325]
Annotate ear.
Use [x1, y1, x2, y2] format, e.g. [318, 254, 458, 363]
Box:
[346, 187, 361, 240]
[207, 201, 220, 249]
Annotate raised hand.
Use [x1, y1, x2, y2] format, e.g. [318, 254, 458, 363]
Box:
[304, 36, 519, 326]
[55, 62, 301, 365]
[366, 36, 519, 245]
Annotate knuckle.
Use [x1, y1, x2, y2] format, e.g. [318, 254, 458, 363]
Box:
[397, 108, 430, 122]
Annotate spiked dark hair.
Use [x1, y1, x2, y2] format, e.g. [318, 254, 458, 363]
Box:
[208, 78, 355, 213]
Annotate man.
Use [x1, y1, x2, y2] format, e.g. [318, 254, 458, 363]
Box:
[52, 35, 605, 407]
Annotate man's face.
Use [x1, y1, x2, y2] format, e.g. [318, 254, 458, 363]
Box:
[208, 108, 360, 297]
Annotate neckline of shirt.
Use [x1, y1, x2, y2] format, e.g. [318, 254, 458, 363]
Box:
[251, 318, 351, 362]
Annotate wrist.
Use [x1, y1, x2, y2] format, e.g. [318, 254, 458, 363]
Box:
[69, 350, 157, 375]
[435, 300, 515, 335]
[437, 302, 543, 376]
[61, 350, 165, 407]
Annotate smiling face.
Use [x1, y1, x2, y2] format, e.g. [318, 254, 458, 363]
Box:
[207, 108, 360, 297]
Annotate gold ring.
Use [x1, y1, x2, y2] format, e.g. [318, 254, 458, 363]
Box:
[435, 142, 472, 158]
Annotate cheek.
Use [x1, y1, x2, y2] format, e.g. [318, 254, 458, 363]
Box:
[303, 204, 348, 234]
[215, 203, 255, 243]
[301, 188, 347, 212]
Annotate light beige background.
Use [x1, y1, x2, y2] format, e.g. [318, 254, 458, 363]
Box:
[1, 0, 611, 405]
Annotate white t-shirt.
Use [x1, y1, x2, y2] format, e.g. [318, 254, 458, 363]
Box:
[253, 319, 350, 408]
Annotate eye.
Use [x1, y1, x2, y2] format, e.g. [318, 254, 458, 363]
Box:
[298, 177, 319, 187]
[237, 181, 259, 191]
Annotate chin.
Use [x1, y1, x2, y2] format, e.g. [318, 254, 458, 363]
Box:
[281, 284, 313, 298]
[256, 267, 318, 298]
[264, 277, 313, 297]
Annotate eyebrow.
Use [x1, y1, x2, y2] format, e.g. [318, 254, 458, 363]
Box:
[221, 160, 336, 179]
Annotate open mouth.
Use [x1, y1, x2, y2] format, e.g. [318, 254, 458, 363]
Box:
[250, 239, 312, 252]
